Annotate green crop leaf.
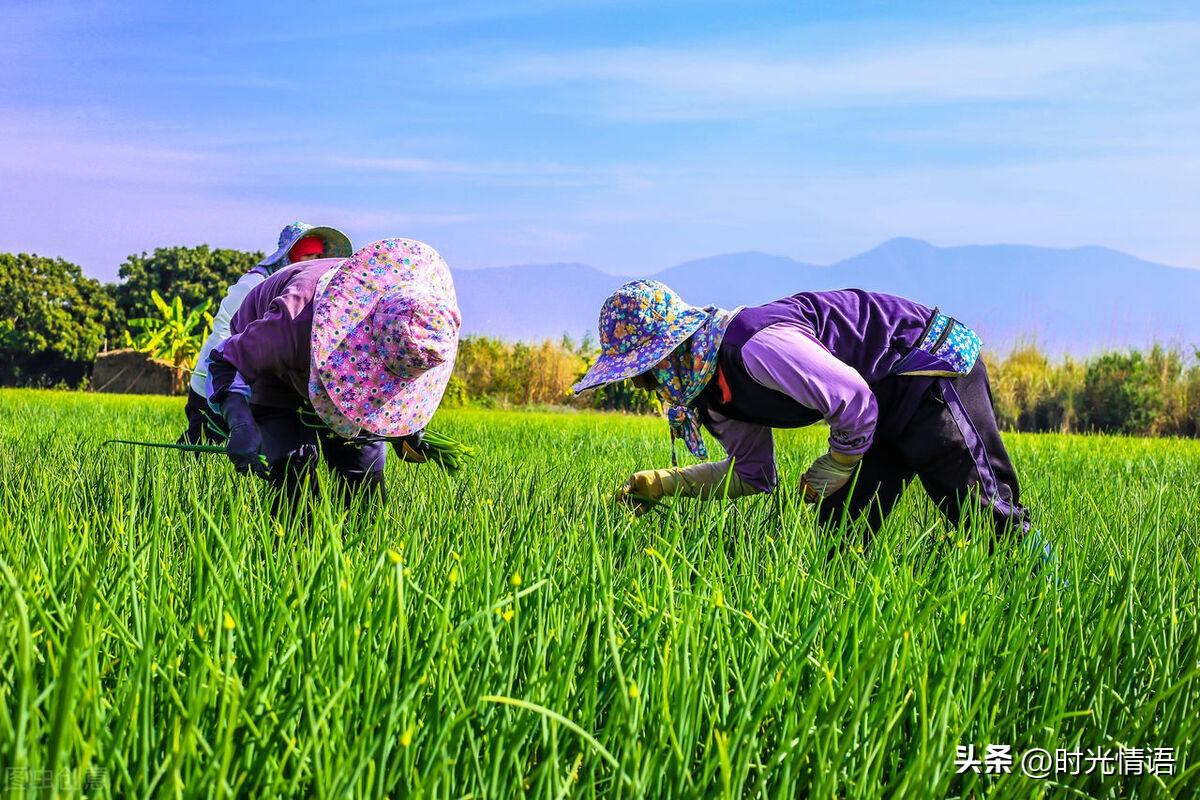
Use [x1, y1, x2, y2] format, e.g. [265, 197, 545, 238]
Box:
[0, 391, 1196, 798]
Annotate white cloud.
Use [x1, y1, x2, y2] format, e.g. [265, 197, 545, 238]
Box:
[321, 156, 477, 174]
[483, 21, 1200, 120]
[318, 209, 480, 229]
[215, 0, 637, 47]
[317, 153, 661, 190]
[554, 151, 1200, 270]
[4, 10, 1198, 277]
[0, 111, 229, 187]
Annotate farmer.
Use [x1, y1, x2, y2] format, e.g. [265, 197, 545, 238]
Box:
[574, 280, 1032, 542]
[180, 222, 353, 444]
[203, 238, 461, 507]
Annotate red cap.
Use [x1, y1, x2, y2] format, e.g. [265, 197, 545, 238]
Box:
[288, 235, 326, 261]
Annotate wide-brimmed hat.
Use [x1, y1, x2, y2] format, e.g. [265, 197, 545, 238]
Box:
[260, 221, 353, 269]
[573, 279, 710, 393]
[308, 239, 461, 438]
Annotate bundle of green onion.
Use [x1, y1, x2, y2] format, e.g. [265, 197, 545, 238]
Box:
[415, 429, 477, 472]
[297, 407, 477, 473]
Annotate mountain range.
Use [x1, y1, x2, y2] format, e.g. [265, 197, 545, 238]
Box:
[451, 238, 1200, 355]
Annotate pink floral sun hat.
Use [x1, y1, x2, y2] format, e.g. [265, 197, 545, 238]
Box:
[308, 238, 461, 438]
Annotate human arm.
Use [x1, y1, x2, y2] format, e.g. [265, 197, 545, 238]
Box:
[218, 393, 268, 477]
[740, 323, 877, 457]
[201, 277, 309, 478]
[616, 411, 773, 512]
[740, 324, 872, 498]
[620, 459, 760, 503]
[189, 272, 266, 396]
[204, 272, 311, 408]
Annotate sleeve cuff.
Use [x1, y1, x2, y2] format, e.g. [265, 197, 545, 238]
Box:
[829, 429, 872, 456]
[205, 346, 251, 412]
[731, 458, 778, 493]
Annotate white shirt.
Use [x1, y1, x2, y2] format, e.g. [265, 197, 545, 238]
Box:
[189, 270, 269, 395]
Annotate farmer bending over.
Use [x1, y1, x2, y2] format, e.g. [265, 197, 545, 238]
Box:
[204, 239, 461, 507]
[575, 280, 1035, 544]
[180, 221, 353, 444]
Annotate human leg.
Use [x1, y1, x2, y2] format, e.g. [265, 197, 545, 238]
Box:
[816, 439, 916, 544]
[179, 388, 228, 445]
[318, 433, 388, 505]
[252, 404, 321, 511]
[896, 362, 1030, 539]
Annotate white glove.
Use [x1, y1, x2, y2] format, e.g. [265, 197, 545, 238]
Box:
[800, 451, 861, 502]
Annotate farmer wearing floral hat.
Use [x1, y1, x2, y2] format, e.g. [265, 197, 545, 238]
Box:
[574, 280, 1034, 542]
[180, 222, 353, 444]
[203, 238, 461, 506]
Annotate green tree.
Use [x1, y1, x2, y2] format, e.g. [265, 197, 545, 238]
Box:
[585, 379, 660, 414]
[1077, 351, 1163, 435]
[1184, 349, 1200, 438]
[0, 253, 118, 387]
[123, 291, 214, 368]
[113, 245, 263, 330]
[989, 346, 1085, 433]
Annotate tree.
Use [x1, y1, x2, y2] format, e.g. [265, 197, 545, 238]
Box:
[1184, 349, 1200, 438]
[123, 291, 213, 368]
[585, 379, 660, 414]
[113, 245, 263, 330]
[452, 335, 591, 407]
[988, 346, 1083, 433]
[1077, 351, 1163, 435]
[0, 253, 118, 387]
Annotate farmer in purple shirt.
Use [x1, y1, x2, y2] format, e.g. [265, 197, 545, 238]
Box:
[205, 239, 461, 507]
[573, 280, 1033, 543]
[180, 221, 353, 446]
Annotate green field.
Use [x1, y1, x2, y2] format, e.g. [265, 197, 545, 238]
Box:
[0, 388, 1197, 798]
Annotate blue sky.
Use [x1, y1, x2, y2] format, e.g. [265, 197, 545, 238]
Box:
[2, 0, 1198, 280]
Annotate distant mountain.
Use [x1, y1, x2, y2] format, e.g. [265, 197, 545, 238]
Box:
[653, 252, 827, 305]
[451, 239, 1200, 354]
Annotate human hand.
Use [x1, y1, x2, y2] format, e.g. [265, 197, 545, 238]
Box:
[800, 451, 860, 502]
[221, 395, 268, 477]
[392, 431, 428, 464]
[615, 469, 674, 515]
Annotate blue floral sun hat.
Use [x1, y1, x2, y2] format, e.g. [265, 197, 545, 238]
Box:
[259, 221, 354, 270]
[572, 280, 712, 393]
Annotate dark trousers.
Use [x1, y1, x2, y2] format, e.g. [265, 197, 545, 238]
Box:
[817, 361, 1029, 539]
[252, 404, 388, 509]
[179, 388, 229, 445]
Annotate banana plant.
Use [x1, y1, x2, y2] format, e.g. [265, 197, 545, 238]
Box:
[123, 291, 214, 367]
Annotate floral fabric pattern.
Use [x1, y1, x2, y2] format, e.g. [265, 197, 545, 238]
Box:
[651, 310, 735, 460]
[931, 316, 982, 375]
[892, 312, 983, 378]
[572, 279, 734, 461]
[308, 238, 461, 438]
[572, 279, 714, 393]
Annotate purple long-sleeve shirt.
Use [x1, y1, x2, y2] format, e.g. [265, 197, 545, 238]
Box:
[709, 319, 877, 493]
[207, 258, 340, 409]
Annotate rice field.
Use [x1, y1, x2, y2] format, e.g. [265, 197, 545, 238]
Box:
[0, 387, 1198, 798]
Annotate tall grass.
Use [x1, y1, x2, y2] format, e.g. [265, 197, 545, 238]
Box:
[0, 388, 1197, 797]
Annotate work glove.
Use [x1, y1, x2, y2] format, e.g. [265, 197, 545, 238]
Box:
[220, 394, 268, 477]
[616, 462, 761, 515]
[615, 469, 674, 515]
[624, 469, 674, 500]
[391, 430, 428, 464]
[800, 451, 860, 503]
